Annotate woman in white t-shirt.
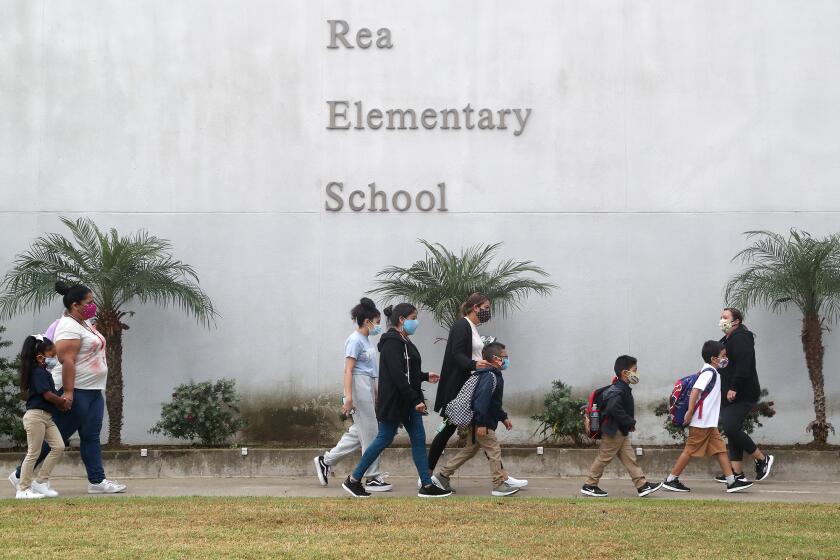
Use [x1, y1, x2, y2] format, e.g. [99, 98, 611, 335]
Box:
[10, 282, 126, 494]
[313, 298, 390, 491]
[427, 294, 494, 470]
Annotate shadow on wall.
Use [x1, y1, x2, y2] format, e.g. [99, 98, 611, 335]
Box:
[239, 392, 347, 446]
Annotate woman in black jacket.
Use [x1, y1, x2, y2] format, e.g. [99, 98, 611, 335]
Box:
[428, 293, 493, 472]
[342, 303, 451, 499]
[718, 308, 774, 482]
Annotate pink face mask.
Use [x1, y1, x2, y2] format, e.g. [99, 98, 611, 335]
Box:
[81, 303, 97, 320]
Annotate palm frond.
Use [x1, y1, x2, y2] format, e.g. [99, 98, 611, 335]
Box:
[725, 229, 840, 323]
[0, 217, 217, 326]
[369, 239, 555, 329]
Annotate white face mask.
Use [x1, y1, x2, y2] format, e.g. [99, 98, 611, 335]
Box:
[43, 356, 59, 371]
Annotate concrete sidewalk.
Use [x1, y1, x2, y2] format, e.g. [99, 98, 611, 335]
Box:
[4, 476, 839, 503]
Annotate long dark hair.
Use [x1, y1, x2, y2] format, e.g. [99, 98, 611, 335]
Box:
[19, 335, 54, 400]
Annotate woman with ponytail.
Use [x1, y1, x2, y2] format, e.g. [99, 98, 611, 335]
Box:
[8, 282, 127, 494]
[426, 293, 527, 490]
[314, 298, 392, 492]
[341, 303, 450, 498]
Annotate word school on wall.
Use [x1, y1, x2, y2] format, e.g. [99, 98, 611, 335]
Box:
[326, 101, 532, 136]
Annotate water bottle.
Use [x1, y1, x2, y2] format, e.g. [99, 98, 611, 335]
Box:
[589, 404, 600, 433]
[436, 418, 449, 433]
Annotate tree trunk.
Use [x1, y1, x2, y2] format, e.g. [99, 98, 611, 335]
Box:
[801, 314, 829, 444]
[98, 309, 124, 447]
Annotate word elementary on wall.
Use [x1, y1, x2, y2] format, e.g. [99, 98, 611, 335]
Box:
[323, 20, 531, 212]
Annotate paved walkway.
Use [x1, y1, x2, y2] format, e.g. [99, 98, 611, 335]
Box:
[5, 476, 839, 503]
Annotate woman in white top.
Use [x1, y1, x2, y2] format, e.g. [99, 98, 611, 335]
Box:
[10, 282, 126, 494]
[313, 298, 392, 492]
[428, 293, 494, 472]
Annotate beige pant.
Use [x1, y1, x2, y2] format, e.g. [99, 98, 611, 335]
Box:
[439, 427, 506, 487]
[19, 409, 65, 491]
[585, 433, 647, 488]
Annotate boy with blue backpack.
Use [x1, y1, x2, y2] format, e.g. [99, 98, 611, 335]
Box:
[581, 355, 662, 498]
[433, 342, 524, 497]
[663, 341, 754, 493]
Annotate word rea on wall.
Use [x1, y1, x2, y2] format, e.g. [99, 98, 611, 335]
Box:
[323, 20, 531, 212]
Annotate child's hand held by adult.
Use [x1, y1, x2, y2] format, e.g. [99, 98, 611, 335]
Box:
[476, 426, 488, 437]
[428, 372, 440, 383]
[503, 419, 513, 430]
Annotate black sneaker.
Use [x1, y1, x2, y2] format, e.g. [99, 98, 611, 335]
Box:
[637, 482, 663, 497]
[364, 475, 393, 492]
[313, 456, 330, 487]
[662, 478, 690, 492]
[341, 476, 371, 498]
[418, 483, 452, 498]
[714, 472, 745, 484]
[726, 478, 754, 493]
[755, 454, 775, 481]
[580, 484, 608, 497]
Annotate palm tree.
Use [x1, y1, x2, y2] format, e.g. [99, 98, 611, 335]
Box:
[0, 217, 217, 446]
[725, 229, 840, 445]
[369, 240, 555, 331]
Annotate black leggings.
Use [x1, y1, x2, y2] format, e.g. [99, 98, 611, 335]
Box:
[428, 422, 457, 471]
[720, 401, 758, 463]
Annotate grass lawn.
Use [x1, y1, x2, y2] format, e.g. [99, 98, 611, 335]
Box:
[1, 497, 838, 559]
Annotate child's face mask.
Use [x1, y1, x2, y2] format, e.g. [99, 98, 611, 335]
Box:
[625, 370, 640, 384]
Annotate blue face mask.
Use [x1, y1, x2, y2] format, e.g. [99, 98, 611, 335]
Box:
[368, 324, 382, 336]
[402, 319, 419, 335]
[501, 357, 510, 370]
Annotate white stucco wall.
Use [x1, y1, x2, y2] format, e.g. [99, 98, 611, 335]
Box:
[1, 0, 838, 444]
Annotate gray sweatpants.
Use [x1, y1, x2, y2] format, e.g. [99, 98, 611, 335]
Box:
[323, 374, 380, 478]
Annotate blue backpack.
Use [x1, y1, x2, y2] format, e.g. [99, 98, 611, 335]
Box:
[667, 367, 717, 427]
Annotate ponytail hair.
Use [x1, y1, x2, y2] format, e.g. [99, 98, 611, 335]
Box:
[350, 297, 380, 327]
[55, 281, 91, 311]
[19, 335, 55, 400]
[459, 292, 489, 317]
[383, 303, 417, 327]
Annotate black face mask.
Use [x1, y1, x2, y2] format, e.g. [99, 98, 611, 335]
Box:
[477, 308, 492, 324]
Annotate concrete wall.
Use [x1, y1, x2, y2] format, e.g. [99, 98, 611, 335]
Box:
[1, 0, 839, 444]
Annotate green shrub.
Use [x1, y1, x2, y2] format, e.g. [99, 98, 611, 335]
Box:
[149, 379, 246, 446]
[653, 389, 776, 443]
[530, 380, 588, 446]
[0, 326, 25, 447]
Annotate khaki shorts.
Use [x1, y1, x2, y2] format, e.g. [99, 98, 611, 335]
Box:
[684, 427, 727, 457]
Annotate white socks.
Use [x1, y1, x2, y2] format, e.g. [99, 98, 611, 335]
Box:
[725, 475, 735, 484]
[666, 474, 677, 482]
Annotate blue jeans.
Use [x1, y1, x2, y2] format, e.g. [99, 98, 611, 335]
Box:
[352, 410, 432, 486]
[16, 388, 106, 484]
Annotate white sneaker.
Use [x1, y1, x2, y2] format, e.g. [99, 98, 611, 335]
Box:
[16, 488, 45, 499]
[88, 479, 127, 494]
[8, 470, 19, 490]
[31, 480, 59, 497]
[506, 475, 528, 489]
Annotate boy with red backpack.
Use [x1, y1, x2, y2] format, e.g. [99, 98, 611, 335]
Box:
[662, 341, 754, 494]
[581, 356, 662, 498]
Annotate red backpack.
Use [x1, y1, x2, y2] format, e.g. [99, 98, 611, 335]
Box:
[583, 383, 614, 439]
